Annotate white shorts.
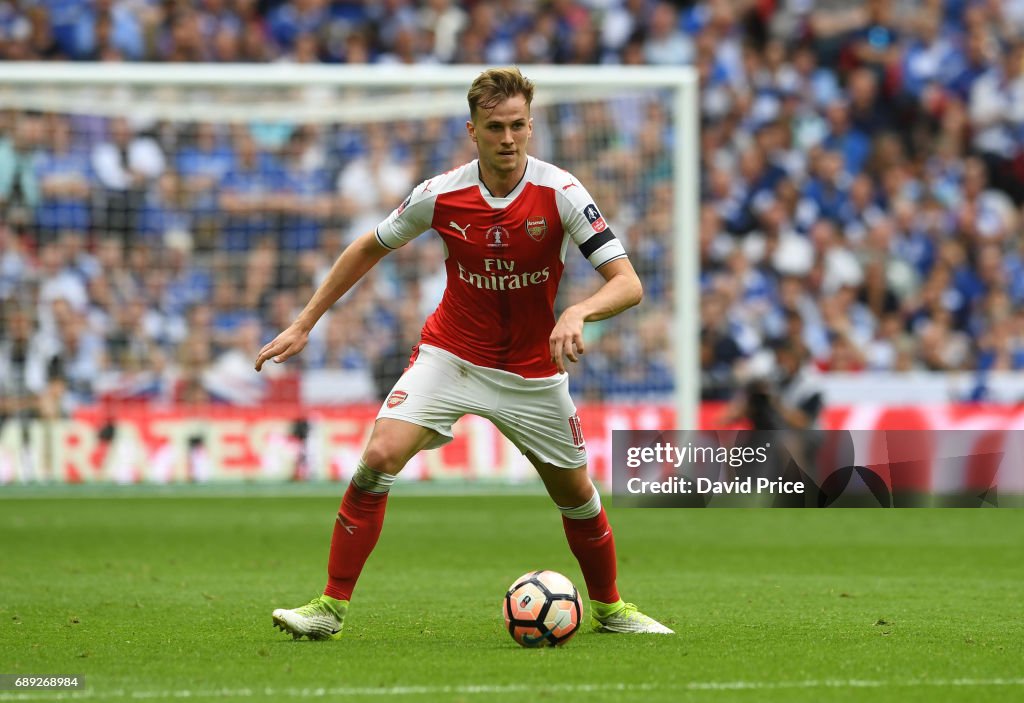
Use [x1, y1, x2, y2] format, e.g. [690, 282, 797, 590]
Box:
[376, 344, 588, 469]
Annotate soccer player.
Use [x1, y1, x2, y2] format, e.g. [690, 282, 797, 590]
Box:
[256, 67, 672, 639]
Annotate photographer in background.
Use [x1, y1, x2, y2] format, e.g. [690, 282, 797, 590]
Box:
[720, 337, 827, 506]
[723, 338, 824, 431]
[0, 307, 48, 420]
[0, 306, 67, 482]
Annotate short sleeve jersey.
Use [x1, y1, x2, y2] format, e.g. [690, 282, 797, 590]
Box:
[375, 156, 627, 378]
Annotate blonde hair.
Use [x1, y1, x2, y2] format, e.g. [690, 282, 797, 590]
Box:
[467, 66, 535, 120]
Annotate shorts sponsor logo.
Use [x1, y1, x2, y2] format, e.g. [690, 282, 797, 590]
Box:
[486, 225, 510, 248]
[583, 203, 607, 232]
[387, 390, 408, 408]
[568, 413, 585, 450]
[526, 216, 547, 242]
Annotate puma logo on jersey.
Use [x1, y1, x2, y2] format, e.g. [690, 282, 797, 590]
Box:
[562, 181, 577, 191]
[449, 221, 471, 239]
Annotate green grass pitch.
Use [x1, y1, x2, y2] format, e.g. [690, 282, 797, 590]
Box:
[1, 491, 1022, 702]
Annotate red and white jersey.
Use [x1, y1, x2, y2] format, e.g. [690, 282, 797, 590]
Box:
[375, 156, 627, 378]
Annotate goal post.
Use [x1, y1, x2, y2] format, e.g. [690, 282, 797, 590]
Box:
[0, 62, 699, 429]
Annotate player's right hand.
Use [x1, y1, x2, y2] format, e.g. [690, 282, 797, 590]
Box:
[255, 324, 309, 372]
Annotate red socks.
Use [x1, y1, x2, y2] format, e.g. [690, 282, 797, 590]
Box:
[324, 484, 389, 601]
[324, 470, 620, 606]
[562, 507, 620, 604]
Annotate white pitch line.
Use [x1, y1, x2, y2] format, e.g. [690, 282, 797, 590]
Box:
[1, 678, 1023, 701]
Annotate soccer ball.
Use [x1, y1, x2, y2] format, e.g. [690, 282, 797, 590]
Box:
[502, 570, 582, 647]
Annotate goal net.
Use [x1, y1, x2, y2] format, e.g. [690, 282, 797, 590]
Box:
[0, 64, 697, 483]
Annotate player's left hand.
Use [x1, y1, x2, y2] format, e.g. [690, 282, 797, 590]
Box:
[255, 323, 309, 372]
[550, 307, 586, 374]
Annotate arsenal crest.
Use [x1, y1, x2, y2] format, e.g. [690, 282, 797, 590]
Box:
[525, 216, 547, 242]
[386, 390, 408, 408]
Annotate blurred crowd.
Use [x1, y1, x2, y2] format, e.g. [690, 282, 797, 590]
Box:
[3, 0, 1024, 418]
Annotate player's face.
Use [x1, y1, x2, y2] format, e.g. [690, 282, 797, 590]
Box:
[468, 94, 533, 179]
